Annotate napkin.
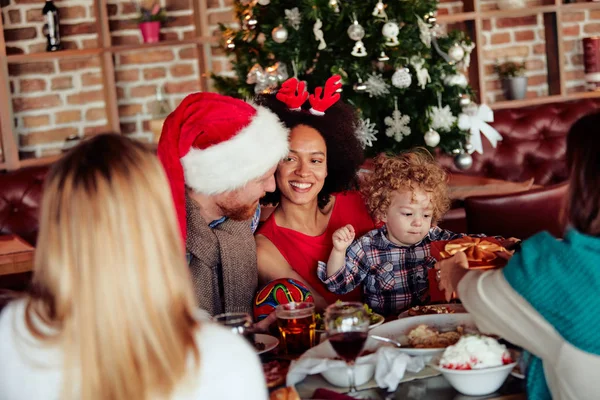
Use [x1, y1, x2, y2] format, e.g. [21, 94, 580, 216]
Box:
[287, 344, 425, 392]
[373, 348, 425, 391]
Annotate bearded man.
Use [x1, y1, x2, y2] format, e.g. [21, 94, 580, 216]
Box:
[158, 92, 289, 316]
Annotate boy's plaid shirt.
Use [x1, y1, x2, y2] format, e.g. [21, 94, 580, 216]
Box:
[317, 225, 466, 316]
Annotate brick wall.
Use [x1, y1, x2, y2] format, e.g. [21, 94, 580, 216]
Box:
[9, 57, 108, 157]
[2, 0, 200, 156]
[562, 9, 600, 93]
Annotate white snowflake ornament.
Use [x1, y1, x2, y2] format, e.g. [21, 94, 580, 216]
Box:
[285, 8, 301, 30]
[429, 105, 457, 131]
[392, 67, 411, 89]
[355, 118, 378, 148]
[385, 102, 411, 142]
[365, 73, 390, 97]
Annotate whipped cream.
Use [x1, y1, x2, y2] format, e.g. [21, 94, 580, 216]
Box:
[439, 335, 512, 370]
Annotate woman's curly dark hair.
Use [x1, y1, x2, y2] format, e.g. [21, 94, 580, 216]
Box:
[255, 93, 365, 209]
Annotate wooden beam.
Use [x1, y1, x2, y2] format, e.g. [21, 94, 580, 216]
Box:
[94, 0, 120, 134]
[543, 12, 561, 96]
[192, 0, 211, 92]
[0, 10, 19, 170]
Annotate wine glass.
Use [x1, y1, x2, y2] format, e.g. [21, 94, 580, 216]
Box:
[324, 301, 370, 396]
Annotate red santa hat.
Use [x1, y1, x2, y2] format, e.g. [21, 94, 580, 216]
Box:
[158, 92, 289, 242]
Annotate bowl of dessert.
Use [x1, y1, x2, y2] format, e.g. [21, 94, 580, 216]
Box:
[430, 335, 517, 396]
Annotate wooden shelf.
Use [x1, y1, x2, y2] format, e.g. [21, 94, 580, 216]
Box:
[109, 36, 216, 53]
[490, 91, 600, 109]
[6, 48, 103, 64]
[559, 2, 600, 10]
[437, 12, 477, 23]
[18, 154, 62, 168]
[479, 5, 558, 19]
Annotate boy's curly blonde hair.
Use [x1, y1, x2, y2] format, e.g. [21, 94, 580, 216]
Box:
[361, 149, 451, 223]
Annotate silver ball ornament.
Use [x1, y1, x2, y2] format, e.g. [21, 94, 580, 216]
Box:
[271, 25, 288, 43]
[454, 152, 473, 170]
[448, 43, 465, 62]
[391, 67, 412, 89]
[424, 129, 441, 147]
[382, 21, 399, 40]
[257, 0, 271, 4]
[347, 22, 365, 41]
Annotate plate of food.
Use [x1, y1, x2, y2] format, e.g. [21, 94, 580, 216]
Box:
[315, 303, 384, 333]
[398, 303, 466, 319]
[255, 333, 279, 355]
[369, 313, 477, 359]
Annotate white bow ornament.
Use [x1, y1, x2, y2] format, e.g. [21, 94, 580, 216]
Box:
[458, 103, 503, 154]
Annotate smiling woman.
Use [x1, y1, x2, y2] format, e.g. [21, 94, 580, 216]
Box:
[254, 82, 376, 310]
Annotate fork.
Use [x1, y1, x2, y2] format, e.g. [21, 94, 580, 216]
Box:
[369, 335, 402, 348]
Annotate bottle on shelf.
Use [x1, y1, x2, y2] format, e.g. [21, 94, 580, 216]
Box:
[42, 0, 62, 52]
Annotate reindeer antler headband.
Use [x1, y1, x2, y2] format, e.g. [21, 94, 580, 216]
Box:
[276, 75, 342, 116]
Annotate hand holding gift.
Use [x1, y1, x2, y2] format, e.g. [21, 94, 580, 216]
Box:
[438, 236, 514, 269]
[429, 236, 516, 302]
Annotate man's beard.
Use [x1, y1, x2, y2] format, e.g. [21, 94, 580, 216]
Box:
[219, 200, 258, 221]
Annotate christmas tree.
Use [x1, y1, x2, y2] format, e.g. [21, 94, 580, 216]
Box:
[212, 0, 477, 156]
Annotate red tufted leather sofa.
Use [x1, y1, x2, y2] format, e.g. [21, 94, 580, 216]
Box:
[435, 98, 600, 236]
[0, 166, 48, 246]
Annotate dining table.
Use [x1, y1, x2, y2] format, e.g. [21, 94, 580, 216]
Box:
[261, 337, 526, 400]
[0, 234, 34, 276]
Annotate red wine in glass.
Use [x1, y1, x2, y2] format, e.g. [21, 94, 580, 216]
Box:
[329, 332, 368, 363]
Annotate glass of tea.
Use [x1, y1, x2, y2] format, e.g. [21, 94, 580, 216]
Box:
[275, 302, 316, 356]
[324, 302, 370, 396]
[213, 312, 255, 345]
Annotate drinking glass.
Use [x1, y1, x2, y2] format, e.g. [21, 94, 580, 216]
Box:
[213, 312, 255, 345]
[275, 302, 316, 356]
[324, 302, 370, 396]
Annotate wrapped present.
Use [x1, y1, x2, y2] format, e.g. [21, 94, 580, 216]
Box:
[434, 236, 513, 270]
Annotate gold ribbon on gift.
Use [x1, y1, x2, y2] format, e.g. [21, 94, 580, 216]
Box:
[440, 237, 511, 263]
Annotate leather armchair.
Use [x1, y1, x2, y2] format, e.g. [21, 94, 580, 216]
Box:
[464, 182, 568, 240]
[0, 166, 48, 245]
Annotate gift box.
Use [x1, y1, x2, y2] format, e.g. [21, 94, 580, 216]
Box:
[427, 236, 513, 302]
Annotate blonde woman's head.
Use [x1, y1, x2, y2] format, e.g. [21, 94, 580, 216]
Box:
[27, 134, 199, 400]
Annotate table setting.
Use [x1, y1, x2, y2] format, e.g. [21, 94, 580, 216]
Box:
[252, 299, 525, 400]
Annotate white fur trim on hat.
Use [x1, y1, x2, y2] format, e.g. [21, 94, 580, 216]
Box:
[181, 106, 289, 195]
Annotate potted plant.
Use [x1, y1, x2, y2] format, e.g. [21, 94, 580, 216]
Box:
[136, 2, 168, 44]
[494, 60, 527, 100]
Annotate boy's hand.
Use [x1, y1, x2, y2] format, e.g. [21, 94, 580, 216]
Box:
[332, 224, 355, 252]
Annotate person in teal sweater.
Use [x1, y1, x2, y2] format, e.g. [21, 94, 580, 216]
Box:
[436, 112, 600, 400]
